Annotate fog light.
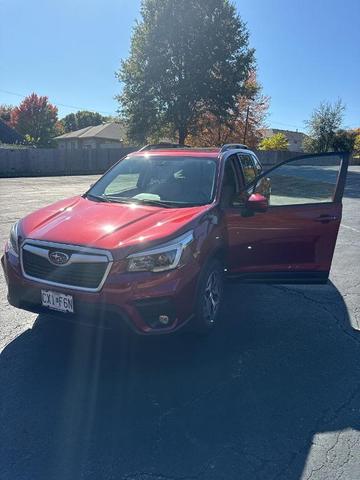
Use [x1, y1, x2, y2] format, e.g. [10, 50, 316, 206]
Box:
[159, 315, 169, 325]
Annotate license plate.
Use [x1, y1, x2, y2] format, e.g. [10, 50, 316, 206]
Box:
[41, 290, 74, 313]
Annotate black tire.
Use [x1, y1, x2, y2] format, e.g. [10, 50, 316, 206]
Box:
[193, 258, 224, 334]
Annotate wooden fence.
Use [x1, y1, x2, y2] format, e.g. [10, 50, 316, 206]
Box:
[0, 147, 306, 178]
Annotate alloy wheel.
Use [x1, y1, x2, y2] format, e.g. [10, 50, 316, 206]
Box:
[203, 270, 221, 324]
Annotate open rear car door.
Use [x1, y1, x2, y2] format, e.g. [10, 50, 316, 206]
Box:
[226, 152, 350, 283]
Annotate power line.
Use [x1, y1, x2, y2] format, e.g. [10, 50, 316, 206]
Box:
[0, 88, 116, 116]
[1, 87, 357, 129]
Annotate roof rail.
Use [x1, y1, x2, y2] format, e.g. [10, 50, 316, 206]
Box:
[138, 143, 191, 151]
[220, 143, 249, 153]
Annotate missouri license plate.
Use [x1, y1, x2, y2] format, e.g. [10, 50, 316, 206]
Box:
[41, 290, 74, 313]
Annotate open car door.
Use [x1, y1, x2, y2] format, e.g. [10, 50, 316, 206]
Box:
[226, 152, 350, 284]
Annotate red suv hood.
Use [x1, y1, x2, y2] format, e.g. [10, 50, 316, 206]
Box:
[21, 196, 209, 253]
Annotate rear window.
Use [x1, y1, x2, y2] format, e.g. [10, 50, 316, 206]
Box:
[238, 154, 257, 184]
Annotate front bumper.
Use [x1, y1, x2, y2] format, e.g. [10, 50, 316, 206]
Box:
[1, 246, 199, 335]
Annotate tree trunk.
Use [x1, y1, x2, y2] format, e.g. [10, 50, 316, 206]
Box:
[178, 127, 187, 146]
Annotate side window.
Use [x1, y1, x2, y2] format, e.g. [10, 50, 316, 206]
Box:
[252, 155, 262, 175]
[264, 154, 343, 206]
[238, 154, 257, 185]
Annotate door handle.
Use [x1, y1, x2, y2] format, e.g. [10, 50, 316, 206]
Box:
[314, 214, 338, 224]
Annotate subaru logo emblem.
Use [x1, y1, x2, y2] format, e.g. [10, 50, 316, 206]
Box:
[48, 251, 70, 266]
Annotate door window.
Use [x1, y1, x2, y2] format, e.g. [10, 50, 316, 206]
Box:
[252, 155, 262, 175]
[260, 154, 343, 206]
[238, 154, 257, 185]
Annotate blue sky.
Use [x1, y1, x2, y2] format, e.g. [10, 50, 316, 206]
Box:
[0, 0, 359, 131]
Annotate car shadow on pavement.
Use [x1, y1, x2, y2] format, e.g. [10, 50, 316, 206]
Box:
[1, 281, 360, 480]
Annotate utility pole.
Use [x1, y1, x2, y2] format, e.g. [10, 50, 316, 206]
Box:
[243, 104, 250, 144]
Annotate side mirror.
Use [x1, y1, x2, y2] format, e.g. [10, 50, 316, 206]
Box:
[246, 193, 268, 213]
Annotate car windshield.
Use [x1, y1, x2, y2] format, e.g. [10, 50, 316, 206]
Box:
[87, 155, 217, 207]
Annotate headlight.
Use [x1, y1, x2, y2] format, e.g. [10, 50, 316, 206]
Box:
[9, 221, 20, 255]
[127, 231, 193, 272]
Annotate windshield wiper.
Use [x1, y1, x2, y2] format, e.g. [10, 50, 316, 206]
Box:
[132, 199, 174, 208]
[102, 196, 173, 208]
[104, 196, 134, 204]
[87, 194, 198, 208]
[87, 194, 133, 205]
[85, 193, 110, 203]
[132, 198, 206, 208]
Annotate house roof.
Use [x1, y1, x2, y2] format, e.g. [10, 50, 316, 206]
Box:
[55, 122, 126, 141]
[260, 128, 307, 144]
[0, 118, 23, 144]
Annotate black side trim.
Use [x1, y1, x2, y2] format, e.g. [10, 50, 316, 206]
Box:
[227, 271, 329, 285]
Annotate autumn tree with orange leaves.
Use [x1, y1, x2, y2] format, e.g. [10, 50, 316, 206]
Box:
[11, 93, 59, 147]
[188, 72, 269, 148]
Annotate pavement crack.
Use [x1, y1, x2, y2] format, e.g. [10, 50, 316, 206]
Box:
[121, 472, 197, 480]
[270, 285, 360, 348]
[274, 382, 360, 480]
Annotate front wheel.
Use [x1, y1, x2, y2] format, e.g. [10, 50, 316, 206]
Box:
[193, 259, 224, 334]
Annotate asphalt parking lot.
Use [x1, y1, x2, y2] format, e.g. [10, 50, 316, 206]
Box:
[0, 169, 360, 480]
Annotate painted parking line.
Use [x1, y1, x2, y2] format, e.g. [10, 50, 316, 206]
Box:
[341, 224, 360, 233]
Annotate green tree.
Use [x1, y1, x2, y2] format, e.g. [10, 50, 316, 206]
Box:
[332, 129, 357, 152]
[60, 113, 77, 132]
[258, 132, 289, 151]
[11, 93, 58, 147]
[117, 0, 255, 145]
[0, 104, 15, 124]
[303, 100, 345, 153]
[60, 110, 107, 133]
[354, 132, 360, 157]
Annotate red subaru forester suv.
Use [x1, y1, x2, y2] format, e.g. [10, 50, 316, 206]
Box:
[2, 144, 349, 334]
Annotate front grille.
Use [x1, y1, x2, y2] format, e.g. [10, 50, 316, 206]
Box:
[21, 242, 111, 291]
